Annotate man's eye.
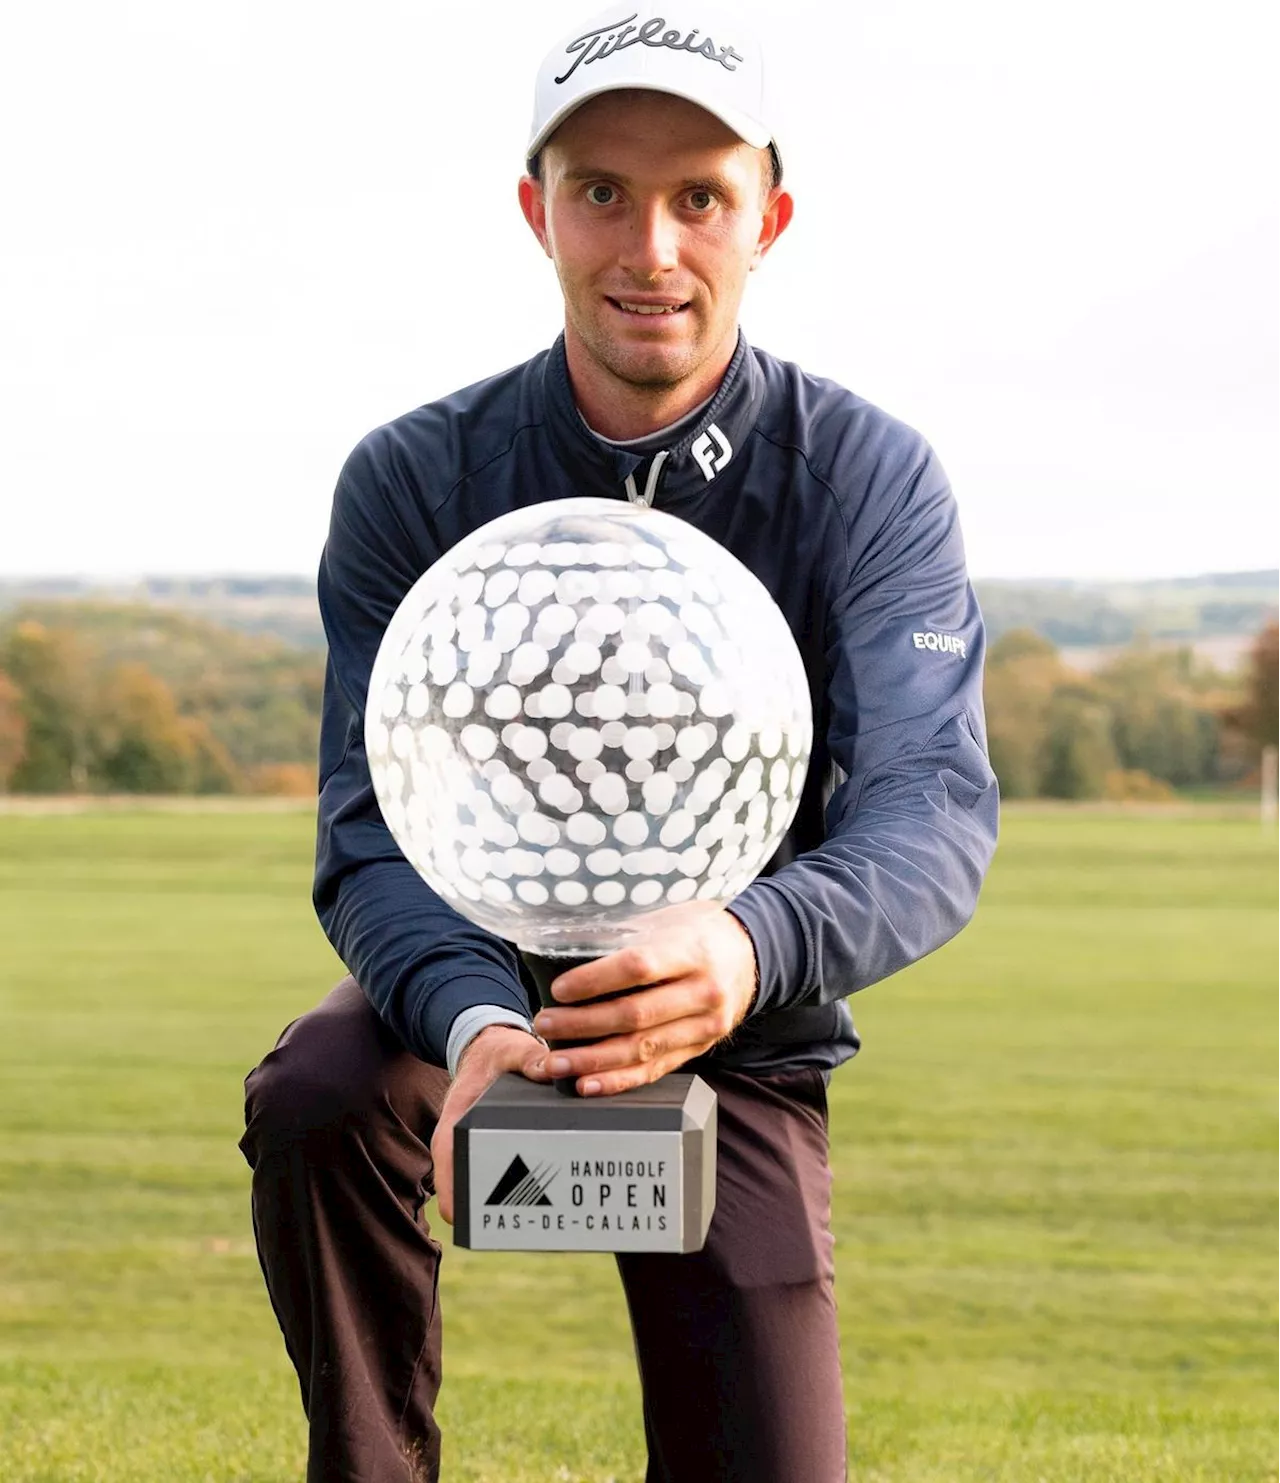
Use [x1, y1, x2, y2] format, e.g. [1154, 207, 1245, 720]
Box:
[687, 189, 716, 211]
[587, 184, 617, 206]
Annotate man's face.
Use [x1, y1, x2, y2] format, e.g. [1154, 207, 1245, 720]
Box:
[520, 90, 791, 398]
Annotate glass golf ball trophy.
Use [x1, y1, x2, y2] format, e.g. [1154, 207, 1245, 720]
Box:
[366, 498, 811, 1252]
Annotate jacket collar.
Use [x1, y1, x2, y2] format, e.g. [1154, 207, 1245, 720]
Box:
[538, 332, 765, 509]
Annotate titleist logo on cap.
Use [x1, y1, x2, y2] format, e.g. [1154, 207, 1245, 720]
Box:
[555, 13, 745, 86]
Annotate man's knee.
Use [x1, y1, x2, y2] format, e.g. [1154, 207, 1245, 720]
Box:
[242, 1051, 359, 1161]
[240, 977, 437, 1164]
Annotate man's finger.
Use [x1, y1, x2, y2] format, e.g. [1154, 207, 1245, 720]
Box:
[521, 1049, 554, 1081]
[544, 1012, 723, 1081]
[575, 1048, 699, 1099]
[433, 1123, 455, 1225]
[549, 940, 685, 1003]
[534, 981, 707, 1043]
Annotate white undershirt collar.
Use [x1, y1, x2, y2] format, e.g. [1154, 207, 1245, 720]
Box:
[578, 390, 717, 454]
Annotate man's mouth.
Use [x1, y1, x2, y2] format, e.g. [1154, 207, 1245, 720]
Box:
[607, 298, 690, 316]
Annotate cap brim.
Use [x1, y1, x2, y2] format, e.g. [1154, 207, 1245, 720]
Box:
[527, 80, 772, 164]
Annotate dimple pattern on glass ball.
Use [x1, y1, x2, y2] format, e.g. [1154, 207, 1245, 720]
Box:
[366, 497, 813, 953]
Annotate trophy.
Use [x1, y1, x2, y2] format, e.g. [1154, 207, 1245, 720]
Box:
[365, 498, 811, 1253]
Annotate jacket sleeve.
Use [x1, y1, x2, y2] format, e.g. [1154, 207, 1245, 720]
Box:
[727, 443, 999, 1014]
[312, 437, 533, 1066]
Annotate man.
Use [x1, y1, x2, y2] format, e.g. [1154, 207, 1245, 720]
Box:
[240, 7, 998, 1481]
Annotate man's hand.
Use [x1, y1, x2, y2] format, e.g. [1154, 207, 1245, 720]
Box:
[431, 1025, 549, 1224]
[530, 902, 758, 1097]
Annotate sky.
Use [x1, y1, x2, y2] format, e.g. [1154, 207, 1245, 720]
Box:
[2, 0, 1276, 582]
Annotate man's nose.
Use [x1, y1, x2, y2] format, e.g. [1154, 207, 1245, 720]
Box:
[619, 202, 680, 279]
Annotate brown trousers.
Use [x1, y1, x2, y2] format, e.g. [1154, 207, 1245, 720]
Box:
[240, 978, 846, 1482]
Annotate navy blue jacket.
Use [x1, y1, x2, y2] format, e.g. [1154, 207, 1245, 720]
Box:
[314, 334, 998, 1074]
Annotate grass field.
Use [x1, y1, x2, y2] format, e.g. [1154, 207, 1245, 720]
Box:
[0, 805, 1275, 1481]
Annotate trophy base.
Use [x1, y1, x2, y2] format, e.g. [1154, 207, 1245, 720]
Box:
[454, 1072, 716, 1253]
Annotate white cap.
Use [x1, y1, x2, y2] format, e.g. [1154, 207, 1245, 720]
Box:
[527, 5, 778, 171]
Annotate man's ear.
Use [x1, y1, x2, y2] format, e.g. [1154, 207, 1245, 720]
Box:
[751, 190, 794, 270]
[518, 175, 553, 259]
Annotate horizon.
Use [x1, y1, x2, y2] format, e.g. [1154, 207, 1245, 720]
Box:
[3, 567, 1277, 590]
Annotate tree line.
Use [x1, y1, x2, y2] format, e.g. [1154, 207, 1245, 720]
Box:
[984, 622, 1275, 800]
[0, 605, 323, 796]
[0, 603, 1275, 800]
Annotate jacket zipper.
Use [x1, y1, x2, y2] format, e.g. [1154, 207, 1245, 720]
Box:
[622, 450, 670, 508]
